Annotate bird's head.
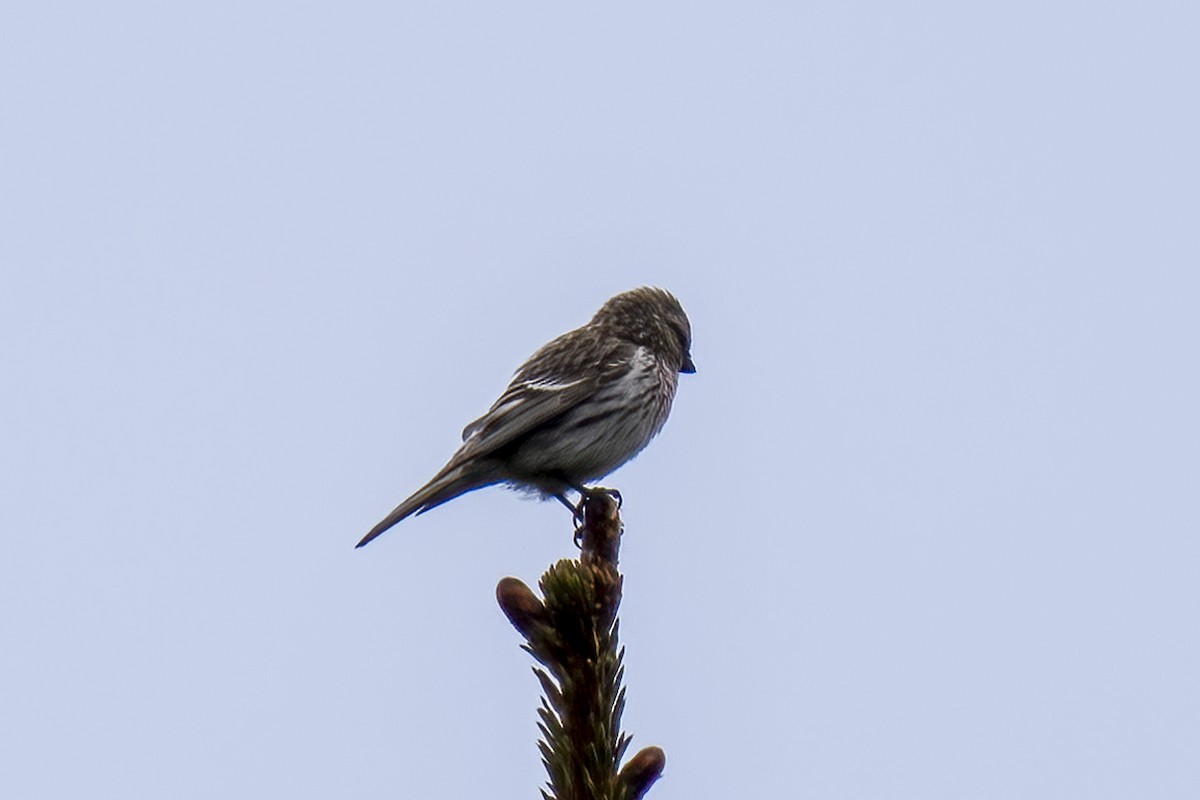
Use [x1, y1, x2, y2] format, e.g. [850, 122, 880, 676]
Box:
[593, 287, 696, 374]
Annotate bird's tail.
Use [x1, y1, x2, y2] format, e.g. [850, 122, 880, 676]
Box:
[356, 466, 493, 548]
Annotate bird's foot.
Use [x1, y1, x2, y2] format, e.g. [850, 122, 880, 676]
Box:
[572, 498, 586, 530]
[567, 483, 622, 507]
[562, 485, 621, 548]
[555, 491, 587, 547]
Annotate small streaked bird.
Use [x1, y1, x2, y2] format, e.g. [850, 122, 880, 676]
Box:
[357, 287, 695, 548]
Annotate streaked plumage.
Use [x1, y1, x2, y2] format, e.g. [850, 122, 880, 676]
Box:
[357, 287, 694, 548]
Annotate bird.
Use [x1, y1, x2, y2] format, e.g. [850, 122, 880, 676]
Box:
[357, 287, 695, 548]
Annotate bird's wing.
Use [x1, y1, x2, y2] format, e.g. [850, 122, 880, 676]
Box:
[452, 336, 633, 465]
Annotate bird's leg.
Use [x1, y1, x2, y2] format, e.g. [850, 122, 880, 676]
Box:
[553, 492, 578, 514]
[564, 482, 591, 516]
[555, 491, 587, 543]
[562, 484, 622, 549]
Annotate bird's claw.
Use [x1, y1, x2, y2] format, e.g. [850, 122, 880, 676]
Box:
[565, 486, 619, 549]
[571, 496, 586, 548]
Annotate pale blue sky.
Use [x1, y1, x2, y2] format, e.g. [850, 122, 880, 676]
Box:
[2, 3, 1198, 798]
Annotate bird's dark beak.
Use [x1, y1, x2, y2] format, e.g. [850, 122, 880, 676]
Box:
[681, 354, 696, 374]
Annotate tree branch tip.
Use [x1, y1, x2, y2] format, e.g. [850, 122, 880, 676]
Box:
[580, 487, 623, 567]
[618, 746, 666, 800]
[496, 576, 548, 637]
